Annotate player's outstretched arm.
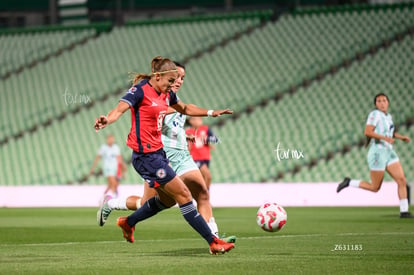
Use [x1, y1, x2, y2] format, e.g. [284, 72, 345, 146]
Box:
[94, 101, 129, 131]
[394, 132, 410, 143]
[171, 101, 233, 117]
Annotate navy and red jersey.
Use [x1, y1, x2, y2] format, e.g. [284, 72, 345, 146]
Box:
[186, 125, 216, 161]
[120, 79, 178, 153]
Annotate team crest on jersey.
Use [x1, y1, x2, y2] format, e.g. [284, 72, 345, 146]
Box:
[156, 168, 166, 179]
[127, 87, 137, 94]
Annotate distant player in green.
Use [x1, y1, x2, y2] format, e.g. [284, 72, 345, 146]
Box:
[98, 62, 236, 241]
[337, 93, 412, 218]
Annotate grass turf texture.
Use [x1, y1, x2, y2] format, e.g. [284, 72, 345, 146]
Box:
[0, 207, 413, 274]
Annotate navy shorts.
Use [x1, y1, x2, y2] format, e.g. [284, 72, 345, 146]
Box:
[132, 149, 176, 188]
[195, 160, 210, 168]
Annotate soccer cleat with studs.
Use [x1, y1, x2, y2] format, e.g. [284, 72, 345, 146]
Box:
[117, 217, 135, 243]
[337, 177, 350, 193]
[97, 195, 112, 226]
[220, 233, 237, 244]
[400, 212, 414, 218]
[223, 235, 237, 243]
[209, 236, 235, 255]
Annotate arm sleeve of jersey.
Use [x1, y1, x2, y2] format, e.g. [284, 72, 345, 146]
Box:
[366, 110, 379, 126]
[120, 86, 144, 107]
[169, 91, 179, 106]
[98, 145, 104, 156]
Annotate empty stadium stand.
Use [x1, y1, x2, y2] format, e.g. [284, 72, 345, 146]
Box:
[210, 34, 414, 182]
[0, 14, 263, 144]
[0, 29, 96, 78]
[0, 5, 413, 186]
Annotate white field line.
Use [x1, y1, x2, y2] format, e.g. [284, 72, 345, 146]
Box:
[1, 231, 413, 247]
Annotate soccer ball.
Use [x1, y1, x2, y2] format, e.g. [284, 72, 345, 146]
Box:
[256, 203, 287, 232]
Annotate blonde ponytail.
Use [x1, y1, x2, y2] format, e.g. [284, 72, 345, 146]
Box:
[129, 72, 151, 85]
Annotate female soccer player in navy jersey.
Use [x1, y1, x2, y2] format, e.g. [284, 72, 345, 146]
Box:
[337, 93, 412, 218]
[97, 62, 236, 242]
[94, 56, 234, 254]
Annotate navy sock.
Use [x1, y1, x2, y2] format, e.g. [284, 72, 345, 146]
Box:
[126, 196, 167, 227]
[179, 202, 214, 244]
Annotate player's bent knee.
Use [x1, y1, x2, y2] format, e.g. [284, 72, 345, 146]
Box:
[372, 185, 381, 192]
[163, 177, 194, 204]
[197, 187, 210, 201]
[181, 190, 193, 203]
[174, 186, 193, 204]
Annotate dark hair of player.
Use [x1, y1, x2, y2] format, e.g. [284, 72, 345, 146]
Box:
[173, 61, 185, 70]
[373, 93, 389, 106]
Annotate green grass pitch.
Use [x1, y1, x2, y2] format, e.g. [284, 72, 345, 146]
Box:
[0, 207, 413, 274]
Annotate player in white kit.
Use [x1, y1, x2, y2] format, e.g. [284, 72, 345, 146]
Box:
[90, 134, 125, 199]
[337, 93, 412, 218]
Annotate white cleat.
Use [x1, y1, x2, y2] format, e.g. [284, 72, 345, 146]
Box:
[97, 195, 112, 226]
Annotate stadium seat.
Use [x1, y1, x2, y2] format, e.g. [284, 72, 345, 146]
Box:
[1, 7, 413, 185]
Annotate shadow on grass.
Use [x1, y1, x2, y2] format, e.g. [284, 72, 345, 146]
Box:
[151, 247, 210, 257]
[380, 214, 403, 218]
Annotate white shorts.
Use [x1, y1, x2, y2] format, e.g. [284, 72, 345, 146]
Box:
[164, 147, 198, 176]
[103, 166, 117, 177]
[367, 146, 399, 171]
